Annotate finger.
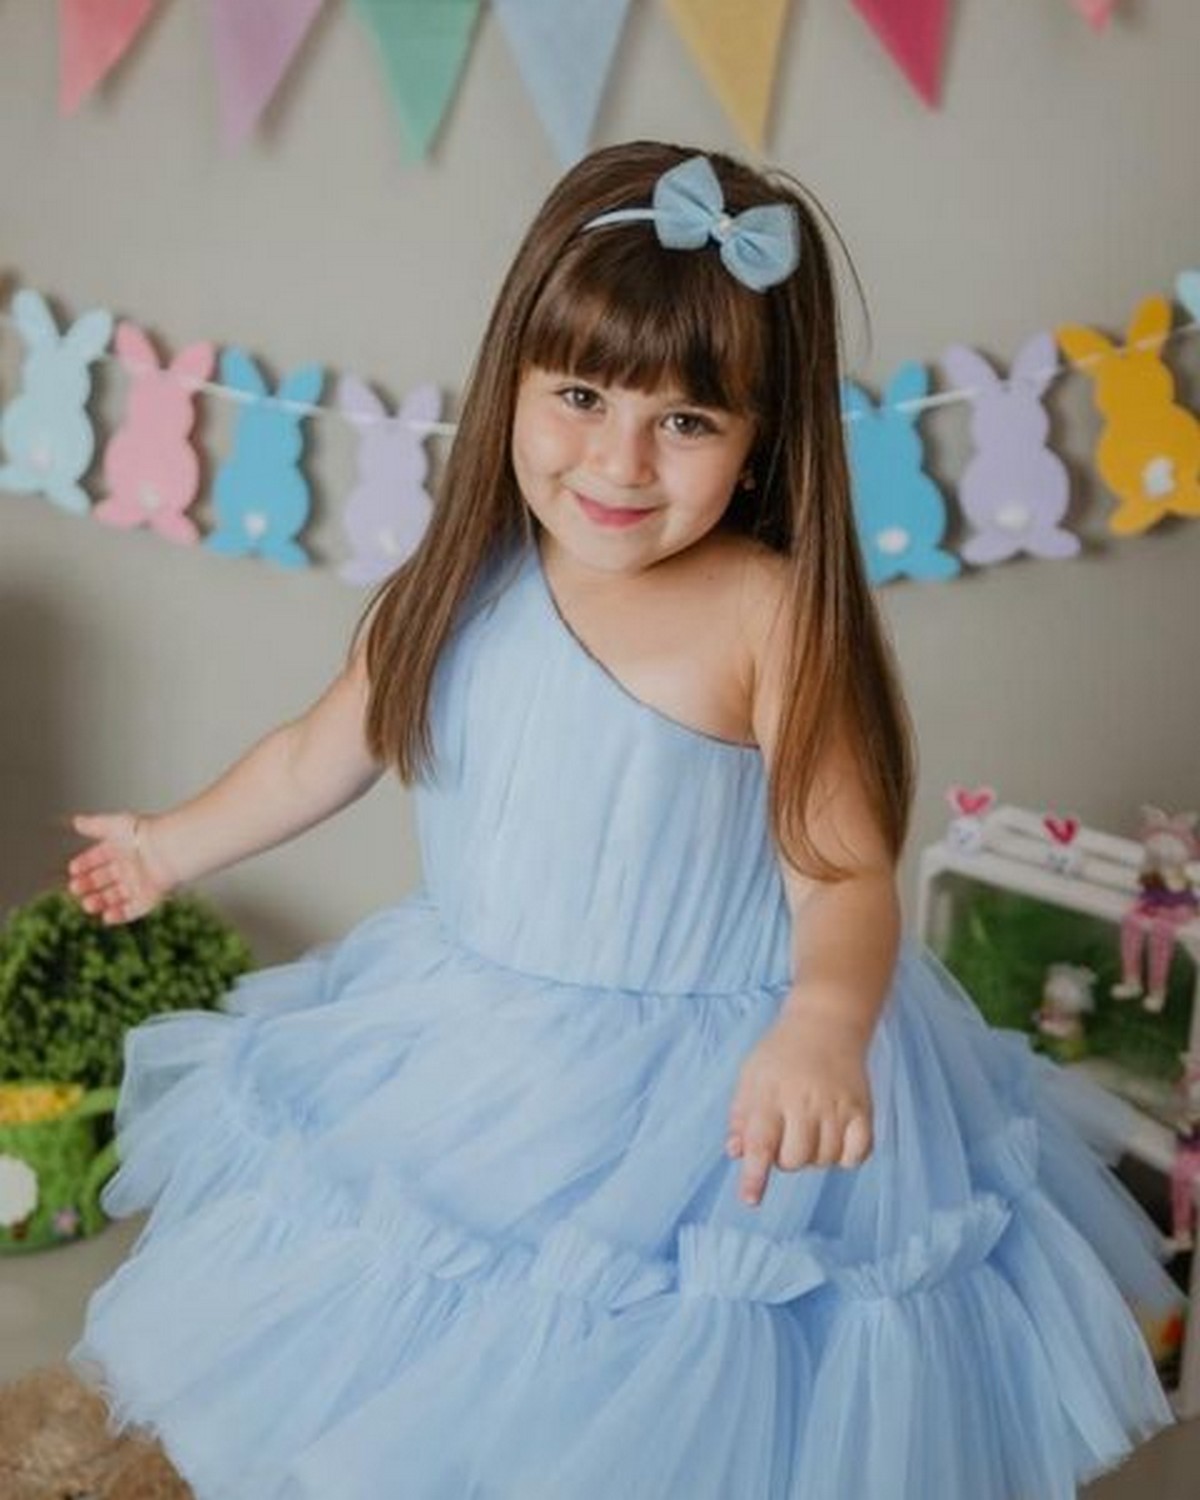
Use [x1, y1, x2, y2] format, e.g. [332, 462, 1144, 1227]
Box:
[76, 871, 132, 908]
[82, 885, 136, 920]
[67, 846, 120, 878]
[71, 813, 120, 839]
[739, 1124, 781, 1204]
[815, 1113, 845, 1168]
[70, 864, 123, 896]
[739, 1151, 772, 1205]
[778, 1112, 819, 1171]
[839, 1114, 874, 1168]
[726, 1131, 743, 1158]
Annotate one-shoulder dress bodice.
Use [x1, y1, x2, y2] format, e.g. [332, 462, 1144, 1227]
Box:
[413, 541, 793, 996]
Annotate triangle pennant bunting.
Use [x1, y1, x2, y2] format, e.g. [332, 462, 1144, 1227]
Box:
[354, 0, 483, 160]
[207, 0, 328, 147]
[663, 0, 791, 151]
[494, 0, 632, 165]
[59, 0, 158, 116]
[851, 0, 953, 108]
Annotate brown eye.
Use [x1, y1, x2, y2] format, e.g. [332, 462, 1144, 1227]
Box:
[665, 411, 717, 438]
[558, 385, 601, 412]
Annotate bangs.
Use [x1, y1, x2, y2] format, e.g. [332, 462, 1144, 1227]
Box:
[520, 231, 769, 417]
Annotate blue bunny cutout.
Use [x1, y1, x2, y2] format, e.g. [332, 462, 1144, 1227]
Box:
[207, 349, 324, 569]
[0, 289, 112, 516]
[842, 363, 959, 585]
[583, 155, 799, 292]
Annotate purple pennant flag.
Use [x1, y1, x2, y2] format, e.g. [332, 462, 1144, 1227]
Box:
[494, 0, 632, 164]
[208, 0, 327, 147]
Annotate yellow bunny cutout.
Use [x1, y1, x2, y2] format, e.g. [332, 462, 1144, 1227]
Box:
[1058, 295, 1200, 535]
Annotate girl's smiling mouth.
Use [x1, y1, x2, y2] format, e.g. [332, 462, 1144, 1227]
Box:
[570, 489, 658, 528]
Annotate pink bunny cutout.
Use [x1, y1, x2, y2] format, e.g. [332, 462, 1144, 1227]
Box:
[941, 334, 1079, 566]
[94, 322, 214, 543]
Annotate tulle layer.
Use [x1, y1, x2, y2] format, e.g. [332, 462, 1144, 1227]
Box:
[70, 897, 1183, 1500]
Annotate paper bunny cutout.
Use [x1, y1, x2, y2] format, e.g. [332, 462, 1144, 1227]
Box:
[337, 378, 439, 585]
[841, 364, 959, 584]
[1057, 296, 1200, 535]
[0, 289, 112, 515]
[1177, 269, 1200, 323]
[940, 335, 1079, 566]
[207, 349, 324, 568]
[93, 322, 214, 543]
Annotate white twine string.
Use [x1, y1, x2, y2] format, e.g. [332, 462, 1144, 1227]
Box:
[0, 306, 1197, 432]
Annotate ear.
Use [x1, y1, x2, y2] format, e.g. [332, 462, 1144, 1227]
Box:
[840, 380, 875, 422]
[115, 321, 159, 372]
[1126, 294, 1171, 351]
[1056, 323, 1112, 369]
[220, 347, 267, 398]
[1010, 331, 1058, 396]
[279, 363, 324, 407]
[337, 374, 385, 423]
[170, 341, 216, 385]
[64, 308, 114, 363]
[885, 361, 928, 423]
[399, 383, 442, 429]
[12, 289, 58, 347]
[940, 345, 999, 396]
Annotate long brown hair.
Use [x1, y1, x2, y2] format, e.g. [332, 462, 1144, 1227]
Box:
[351, 140, 916, 882]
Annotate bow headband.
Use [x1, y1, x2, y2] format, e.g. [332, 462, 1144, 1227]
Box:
[581, 155, 800, 293]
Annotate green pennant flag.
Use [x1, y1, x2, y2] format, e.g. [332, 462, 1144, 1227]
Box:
[354, 0, 482, 159]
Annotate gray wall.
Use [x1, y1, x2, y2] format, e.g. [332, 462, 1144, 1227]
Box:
[2, 2, 1198, 963]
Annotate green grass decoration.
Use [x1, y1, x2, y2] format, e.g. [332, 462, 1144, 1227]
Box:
[939, 880, 1191, 1082]
[0, 889, 253, 1090]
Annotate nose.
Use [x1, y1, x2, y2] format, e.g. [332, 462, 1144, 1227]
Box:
[589, 413, 655, 489]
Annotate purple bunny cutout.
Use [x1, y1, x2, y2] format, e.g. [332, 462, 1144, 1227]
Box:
[941, 334, 1079, 566]
[337, 378, 439, 586]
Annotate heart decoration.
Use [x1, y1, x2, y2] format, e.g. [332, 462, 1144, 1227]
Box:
[1043, 815, 1080, 845]
[946, 785, 996, 818]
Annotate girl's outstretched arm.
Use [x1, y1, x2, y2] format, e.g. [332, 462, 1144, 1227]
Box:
[725, 551, 900, 1206]
[66, 639, 385, 925]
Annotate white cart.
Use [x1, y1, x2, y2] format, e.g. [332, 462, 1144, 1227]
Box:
[915, 803, 1200, 1418]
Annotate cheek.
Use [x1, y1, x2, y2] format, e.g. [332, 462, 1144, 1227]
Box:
[512, 412, 573, 480]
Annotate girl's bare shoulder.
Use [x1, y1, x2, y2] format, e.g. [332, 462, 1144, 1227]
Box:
[725, 538, 791, 657]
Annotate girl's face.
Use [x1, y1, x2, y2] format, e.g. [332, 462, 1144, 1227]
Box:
[511, 366, 756, 575]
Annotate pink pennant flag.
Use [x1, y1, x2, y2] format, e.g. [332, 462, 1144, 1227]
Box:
[59, 0, 158, 116]
[851, 0, 952, 108]
[1070, 0, 1116, 32]
[208, 0, 328, 147]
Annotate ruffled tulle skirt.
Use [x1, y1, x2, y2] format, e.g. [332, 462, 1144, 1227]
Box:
[69, 896, 1182, 1500]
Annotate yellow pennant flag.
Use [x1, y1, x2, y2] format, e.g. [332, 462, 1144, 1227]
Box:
[664, 0, 791, 151]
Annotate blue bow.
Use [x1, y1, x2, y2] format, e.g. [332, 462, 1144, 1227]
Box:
[583, 155, 800, 293]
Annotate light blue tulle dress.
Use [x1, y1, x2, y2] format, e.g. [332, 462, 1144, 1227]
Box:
[72, 537, 1184, 1500]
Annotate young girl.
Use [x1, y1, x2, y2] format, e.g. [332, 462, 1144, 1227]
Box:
[65, 141, 1181, 1500]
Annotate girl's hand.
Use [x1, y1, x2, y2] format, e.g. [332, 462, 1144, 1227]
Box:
[726, 1007, 874, 1207]
[66, 812, 178, 924]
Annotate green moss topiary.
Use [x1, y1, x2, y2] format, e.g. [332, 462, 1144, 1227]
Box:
[0, 889, 253, 1090]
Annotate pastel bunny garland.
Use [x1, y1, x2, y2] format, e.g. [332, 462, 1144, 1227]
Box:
[1, 277, 1199, 580]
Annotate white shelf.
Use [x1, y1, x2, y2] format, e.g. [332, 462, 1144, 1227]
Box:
[916, 805, 1200, 1418]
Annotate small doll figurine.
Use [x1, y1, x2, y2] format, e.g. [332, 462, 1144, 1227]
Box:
[1111, 806, 1200, 1014]
[1167, 1050, 1200, 1252]
[1033, 963, 1096, 1062]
